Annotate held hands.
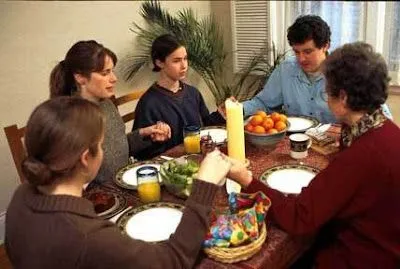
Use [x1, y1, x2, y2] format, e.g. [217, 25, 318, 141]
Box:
[139, 121, 171, 142]
[226, 156, 253, 187]
[196, 149, 252, 187]
[218, 96, 238, 119]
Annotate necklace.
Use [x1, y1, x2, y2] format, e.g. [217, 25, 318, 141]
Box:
[171, 85, 182, 93]
[157, 82, 182, 93]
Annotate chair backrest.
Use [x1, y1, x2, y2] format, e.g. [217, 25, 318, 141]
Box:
[4, 124, 26, 183]
[110, 89, 146, 123]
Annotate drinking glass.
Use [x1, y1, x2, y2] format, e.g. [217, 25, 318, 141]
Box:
[183, 125, 201, 154]
[137, 166, 161, 204]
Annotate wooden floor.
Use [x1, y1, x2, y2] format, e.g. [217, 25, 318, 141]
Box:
[0, 244, 12, 269]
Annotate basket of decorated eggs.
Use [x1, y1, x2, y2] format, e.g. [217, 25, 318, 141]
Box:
[244, 111, 289, 150]
[203, 192, 271, 263]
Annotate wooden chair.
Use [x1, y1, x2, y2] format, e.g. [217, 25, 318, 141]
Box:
[110, 89, 146, 123]
[4, 124, 26, 183]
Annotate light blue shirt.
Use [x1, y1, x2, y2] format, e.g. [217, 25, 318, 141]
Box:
[243, 57, 393, 123]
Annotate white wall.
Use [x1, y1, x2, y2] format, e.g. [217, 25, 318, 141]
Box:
[0, 1, 214, 214]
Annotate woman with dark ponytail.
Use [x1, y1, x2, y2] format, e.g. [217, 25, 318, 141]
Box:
[49, 40, 172, 183]
[5, 97, 252, 269]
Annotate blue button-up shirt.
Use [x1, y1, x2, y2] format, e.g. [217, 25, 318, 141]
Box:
[243, 57, 392, 123]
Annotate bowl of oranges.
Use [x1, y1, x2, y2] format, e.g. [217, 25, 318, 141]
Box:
[244, 111, 289, 150]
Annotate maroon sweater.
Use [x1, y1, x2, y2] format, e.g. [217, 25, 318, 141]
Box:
[245, 120, 400, 268]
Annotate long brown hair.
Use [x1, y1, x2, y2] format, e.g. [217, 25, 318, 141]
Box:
[49, 40, 117, 98]
[22, 96, 104, 185]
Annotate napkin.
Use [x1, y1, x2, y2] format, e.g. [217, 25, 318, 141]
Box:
[203, 192, 271, 248]
[306, 125, 335, 146]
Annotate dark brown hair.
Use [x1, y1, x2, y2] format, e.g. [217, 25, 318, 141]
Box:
[22, 96, 104, 185]
[287, 15, 331, 48]
[151, 34, 183, 72]
[49, 40, 117, 98]
[323, 42, 390, 112]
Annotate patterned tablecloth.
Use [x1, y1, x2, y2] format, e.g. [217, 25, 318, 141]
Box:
[85, 128, 340, 269]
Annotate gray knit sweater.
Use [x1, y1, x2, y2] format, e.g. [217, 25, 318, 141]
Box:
[95, 99, 152, 183]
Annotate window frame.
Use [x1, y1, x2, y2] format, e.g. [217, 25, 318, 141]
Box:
[269, 1, 400, 86]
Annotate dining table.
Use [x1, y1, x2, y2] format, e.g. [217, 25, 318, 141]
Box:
[84, 126, 341, 269]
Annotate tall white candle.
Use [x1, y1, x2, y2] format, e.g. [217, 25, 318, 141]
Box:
[225, 99, 246, 193]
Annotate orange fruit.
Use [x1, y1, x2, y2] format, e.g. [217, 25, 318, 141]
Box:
[255, 110, 268, 119]
[250, 115, 263, 126]
[271, 112, 281, 123]
[262, 117, 274, 131]
[274, 120, 287, 132]
[253, 125, 266, 134]
[267, 128, 278, 134]
[245, 123, 254, 132]
[279, 114, 287, 123]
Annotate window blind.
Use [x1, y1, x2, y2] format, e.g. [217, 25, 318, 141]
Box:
[232, 0, 270, 73]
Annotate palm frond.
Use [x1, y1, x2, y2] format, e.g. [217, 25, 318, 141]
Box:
[140, 0, 178, 32]
[122, 54, 151, 81]
[122, 0, 286, 105]
[231, 42, 288, 100]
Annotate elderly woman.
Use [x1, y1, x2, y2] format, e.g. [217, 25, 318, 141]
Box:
[240, 42, 400, 268]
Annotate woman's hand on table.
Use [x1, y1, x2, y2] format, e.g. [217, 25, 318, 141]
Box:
[196, 149, 232, 186]
[139, 121, 171, 142]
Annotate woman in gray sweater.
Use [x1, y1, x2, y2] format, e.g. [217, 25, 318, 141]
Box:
[5, 97, 252, 269]
[49, 40, 171, 183]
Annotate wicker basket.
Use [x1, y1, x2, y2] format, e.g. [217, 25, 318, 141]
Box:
[203, 222, 267, 263]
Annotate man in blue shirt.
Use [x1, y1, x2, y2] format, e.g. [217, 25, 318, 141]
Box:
[242, 15, 392, 123]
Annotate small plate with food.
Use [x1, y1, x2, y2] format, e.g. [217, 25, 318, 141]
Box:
[86, 191, 127, 219]
[200, 126, 227, 145]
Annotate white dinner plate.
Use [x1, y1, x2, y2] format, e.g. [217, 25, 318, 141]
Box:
[200, 126, 227, 144]
[116, 202, 184, 242]
[287, 116, 319, 133]
[259, 164, 320, 195]
[115, 161, 162, 190]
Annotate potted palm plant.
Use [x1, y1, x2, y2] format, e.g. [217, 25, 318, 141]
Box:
[122, 0, 287, 105]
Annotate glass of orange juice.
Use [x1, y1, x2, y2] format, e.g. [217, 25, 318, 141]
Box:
[183, 126, 201, 154]
[137, 166, 161, 203]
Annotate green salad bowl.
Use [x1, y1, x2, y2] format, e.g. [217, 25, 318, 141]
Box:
[159, 154, 202, 199]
